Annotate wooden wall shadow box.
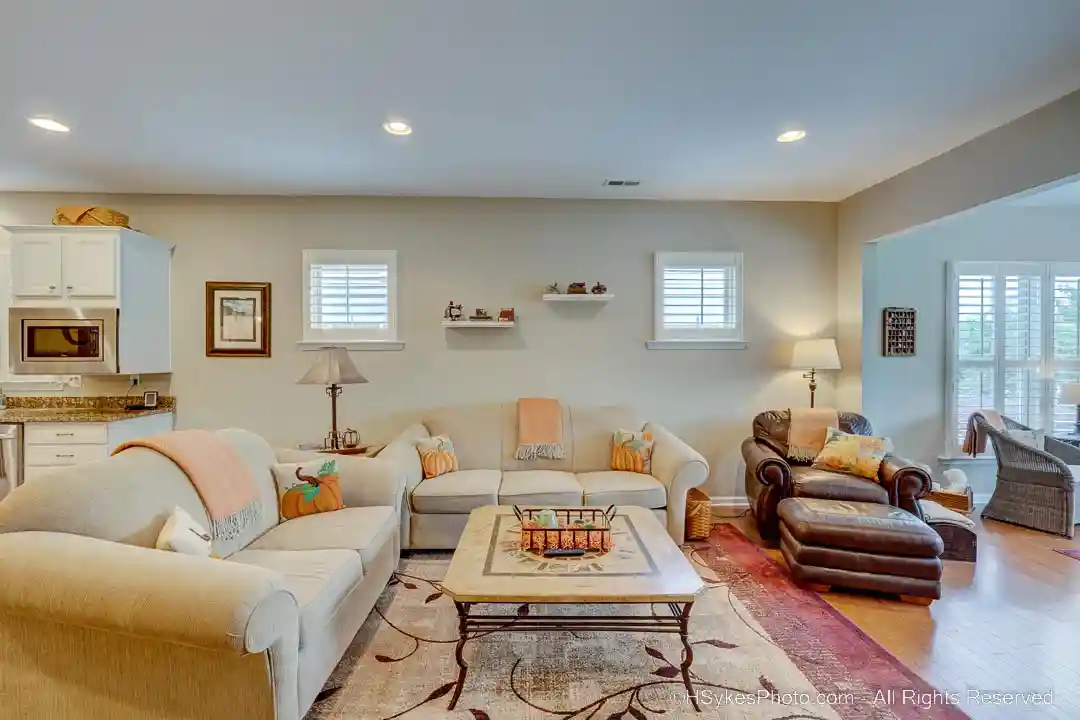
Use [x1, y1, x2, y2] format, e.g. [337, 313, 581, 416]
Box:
[882, 307, 916, 357]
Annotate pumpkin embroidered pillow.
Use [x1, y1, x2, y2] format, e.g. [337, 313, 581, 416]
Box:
[811, 427, 889, 480]
[416, 435, 458, 479]
[271, 458, 345, 521]
[611, 429, 654, 474]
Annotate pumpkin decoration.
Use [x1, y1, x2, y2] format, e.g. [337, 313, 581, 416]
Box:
[610, 429, 653, 474]
[280, 459, 344, 520]
[417, 435, 458, 479]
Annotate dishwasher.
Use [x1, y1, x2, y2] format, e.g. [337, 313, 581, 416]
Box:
[0, 424, 22, 503]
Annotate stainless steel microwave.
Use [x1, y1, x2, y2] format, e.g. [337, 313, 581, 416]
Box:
[9, 308, 118, 375]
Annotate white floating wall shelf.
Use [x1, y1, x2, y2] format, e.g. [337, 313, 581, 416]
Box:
[542, 294, 614, 302]
[442, 320, 516, 328]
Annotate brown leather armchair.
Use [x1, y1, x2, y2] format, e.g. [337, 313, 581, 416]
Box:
[742, 410, 932, 541]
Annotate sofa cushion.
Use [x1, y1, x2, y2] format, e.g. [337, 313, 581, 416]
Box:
[569, 406, 644, 473]
[247, 506, 396, 569]
[411, 469, 501, 514]
[576, 471, 667, 509]
[229, 548, 362, 648]
[791, 466, 889, 504]
[499, 470, 583, 506]
[423, 405, 503, 470]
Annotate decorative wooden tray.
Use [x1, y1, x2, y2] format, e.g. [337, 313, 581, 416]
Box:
[514, 506, 616, 554]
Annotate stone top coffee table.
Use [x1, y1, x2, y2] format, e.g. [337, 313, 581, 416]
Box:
[441, 505, 705, 710]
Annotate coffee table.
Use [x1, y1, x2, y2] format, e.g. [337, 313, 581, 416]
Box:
[440, 505, 705, 710]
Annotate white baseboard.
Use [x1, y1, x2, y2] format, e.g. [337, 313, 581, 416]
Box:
[710, 495, 749, 518]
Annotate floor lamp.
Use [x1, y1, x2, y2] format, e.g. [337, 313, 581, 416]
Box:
[791, 339, 841, 408]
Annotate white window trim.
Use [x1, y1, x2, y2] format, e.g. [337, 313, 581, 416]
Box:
[945, 260, 1080, 456]
[649, 251, 746, 350]
[298, 249, 404, 351]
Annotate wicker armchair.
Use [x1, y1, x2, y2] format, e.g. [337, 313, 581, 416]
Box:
[979, 416, 1079, 538]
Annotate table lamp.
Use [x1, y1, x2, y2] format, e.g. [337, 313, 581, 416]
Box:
[298, 347, 367, 450]
[791, 338, 841, 408]
[1060, 383, 1080, 435]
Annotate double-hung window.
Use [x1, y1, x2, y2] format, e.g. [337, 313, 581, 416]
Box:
[301, 249, 401, 349]
[649, 252, 745, 349]
[947, 261, 1080, 452]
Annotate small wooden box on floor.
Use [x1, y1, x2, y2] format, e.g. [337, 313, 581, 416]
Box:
[777, 497, 945, 605]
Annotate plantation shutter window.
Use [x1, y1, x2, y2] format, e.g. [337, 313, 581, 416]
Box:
[948, 261, 1080, 452]
[302, 249, 399, 347]
[651, 252, 744, 348]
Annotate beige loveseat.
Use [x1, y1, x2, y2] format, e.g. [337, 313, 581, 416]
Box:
[380, 404, 709, 549]
[0, 428, 405, 720]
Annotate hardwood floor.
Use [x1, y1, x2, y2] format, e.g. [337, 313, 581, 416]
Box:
[728, 514, 1080, 719]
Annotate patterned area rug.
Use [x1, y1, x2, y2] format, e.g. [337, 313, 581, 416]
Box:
[307, 525, 968, 719]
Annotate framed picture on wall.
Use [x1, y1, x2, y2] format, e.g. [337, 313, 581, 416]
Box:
[205, 282, 271, 357]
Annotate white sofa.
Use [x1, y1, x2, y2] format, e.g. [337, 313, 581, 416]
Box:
[0, 429, 405, 720]
[380, 404, 709, 549]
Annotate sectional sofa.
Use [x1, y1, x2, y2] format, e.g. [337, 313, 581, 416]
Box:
[379, 403, 710, 549]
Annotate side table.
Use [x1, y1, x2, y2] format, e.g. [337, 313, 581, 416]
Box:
[318, 445, 385, 458]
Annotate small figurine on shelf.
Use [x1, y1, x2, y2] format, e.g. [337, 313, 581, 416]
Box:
[545, 282, 561, 295]
[591, 282, 608, 295]
[470, 308, 492, 321]
[444, 301, 463, 321]
[567, 282, 587, 295]
[498, 308, 516, 322]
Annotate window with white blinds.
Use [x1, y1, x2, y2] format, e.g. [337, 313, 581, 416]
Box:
[302, 249, 398, 344]
[948, 261, 1080, 452]
[652, 252, 744, 346]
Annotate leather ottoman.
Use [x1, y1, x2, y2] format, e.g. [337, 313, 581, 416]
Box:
[777, 497, 944, 605]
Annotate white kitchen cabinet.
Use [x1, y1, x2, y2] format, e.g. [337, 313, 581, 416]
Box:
[22, 413, 176, 480]
[11, 235, 63, 297]
[62, 234, 117, 298]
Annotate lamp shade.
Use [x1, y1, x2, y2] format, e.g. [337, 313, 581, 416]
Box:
[297, 347, 368, 385]
[791, 338, 841, 370]
[1061, 383, 1080, 405]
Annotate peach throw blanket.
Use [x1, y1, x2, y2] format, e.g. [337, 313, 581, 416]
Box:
[113, 429, 261, 540]
[961, 409, 1005, 457]
[787, 408, 840, 462]
[514, 398, 565, 460]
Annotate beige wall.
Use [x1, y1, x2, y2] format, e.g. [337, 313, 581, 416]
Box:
[837, 89, 1080, 411]
[0, 194, 837, 500]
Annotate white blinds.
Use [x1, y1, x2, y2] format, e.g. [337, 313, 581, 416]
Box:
[655, 252, 743, 340]
[951, 262, 1080, 449]
[303, 250, 397, 342]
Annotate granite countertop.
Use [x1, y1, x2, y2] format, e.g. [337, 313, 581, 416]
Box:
[0, 395, 176, 423]
[0, 406, 174, 423]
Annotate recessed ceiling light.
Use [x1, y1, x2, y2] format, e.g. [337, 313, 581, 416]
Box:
[28, 117, 71, 133]
[382, 120, 412, 136]
[776, 129, 806, 143]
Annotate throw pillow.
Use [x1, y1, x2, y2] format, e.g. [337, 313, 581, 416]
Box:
[1006, 428, 1045, 451]
[156, 505, 213, 557]
[611, 429, 654, 474]
[416, 435, 458, 479]
[811, 427, 889, 480]
[271, 458, 345, 521]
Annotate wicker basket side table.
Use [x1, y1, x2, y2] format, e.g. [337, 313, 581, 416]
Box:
[685, 487, 713, 541]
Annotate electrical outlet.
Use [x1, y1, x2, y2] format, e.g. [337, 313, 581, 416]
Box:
[129, 374, 140, 388]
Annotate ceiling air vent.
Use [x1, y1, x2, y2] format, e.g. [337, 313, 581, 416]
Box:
[603, 179, 641, 187]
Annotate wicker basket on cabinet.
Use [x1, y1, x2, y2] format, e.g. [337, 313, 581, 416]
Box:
[685, 487, 713, 540]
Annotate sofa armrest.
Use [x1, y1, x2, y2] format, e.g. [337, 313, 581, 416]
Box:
[274, 451, 406, 512]
[879, 455, 932, 517]
[648, 422, 709, 492]
[380, 423, 430, 495]
[740, 437, 791, 489]
[0, 532, 298, 654]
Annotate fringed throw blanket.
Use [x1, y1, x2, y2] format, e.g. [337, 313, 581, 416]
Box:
[113, 430, 261, 540]
[786, 407, 839, 462]
[961, 409, 1005, 457]
[514, 398, 566, 460]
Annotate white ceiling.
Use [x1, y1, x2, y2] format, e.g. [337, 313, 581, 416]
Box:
[4, 1, 1080, 201]
[1012, 178, 1080, 206]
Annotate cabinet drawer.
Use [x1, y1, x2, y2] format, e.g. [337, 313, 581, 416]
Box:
[25, 444, 109, 467]
[23, 466, 64, 483]
[25, 423, 108, 445]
